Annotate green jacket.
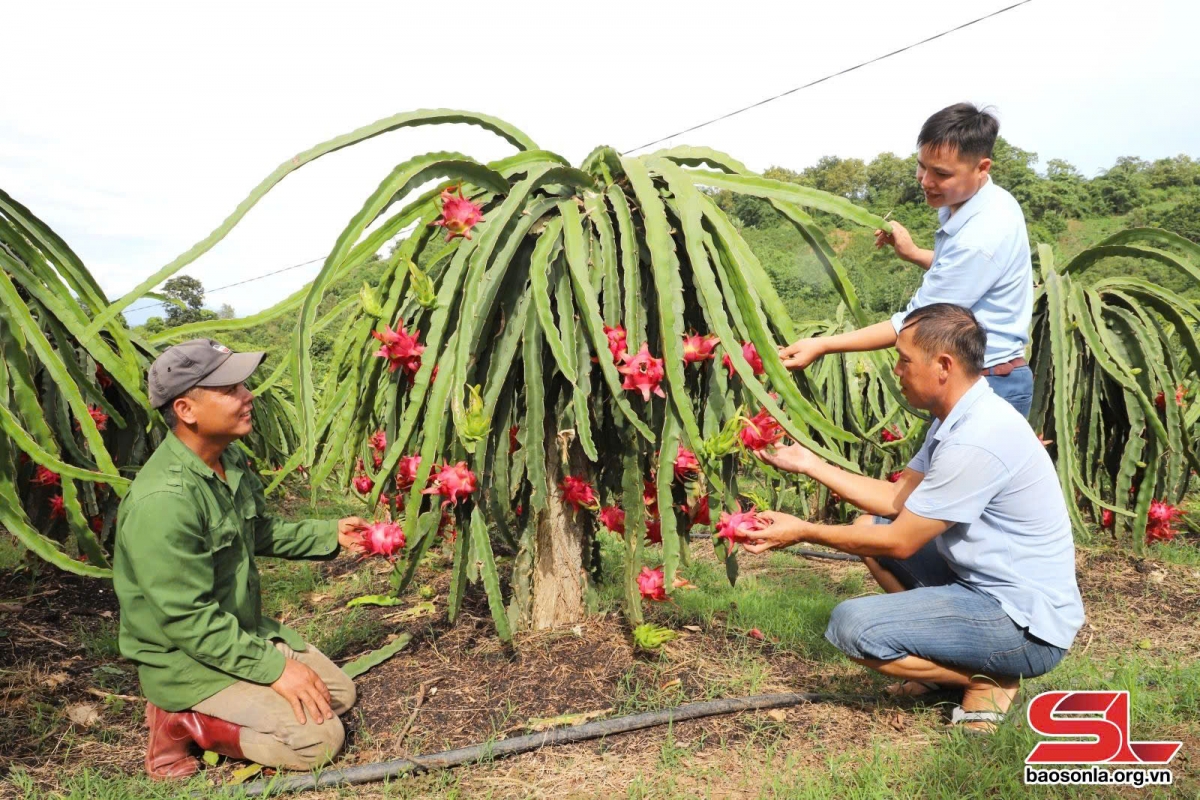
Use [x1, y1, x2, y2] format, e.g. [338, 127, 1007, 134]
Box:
[113, 433, 339, 711]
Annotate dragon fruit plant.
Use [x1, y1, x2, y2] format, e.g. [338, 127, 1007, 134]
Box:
[235, 110, 890, 634]
[94, 108, 1200, 639]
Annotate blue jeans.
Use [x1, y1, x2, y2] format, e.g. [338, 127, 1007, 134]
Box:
[824, 537, 1065, 678]
[985, 364, 1032, 418]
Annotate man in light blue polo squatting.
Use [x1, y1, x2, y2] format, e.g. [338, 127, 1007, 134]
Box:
[746, 304, 1083, 730]
[780, 103, 1034, 416]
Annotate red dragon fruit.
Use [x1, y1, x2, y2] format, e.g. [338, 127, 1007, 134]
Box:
[599, 506, 626, 536]
[559, 475, 599, 512]
[422, 462, 478, 507]
[368, 430, 387, 452]
[603, 325, 629, 363]
[673, 445, 701, 482]
[682, 333, 719, 364]
[681, 493, 711, 530]
[395, 455, 422, 492]
[739, 409, 784, 451]
[1101, 508, 1115, 529]
[353, 475, 375, 495]
[645, 516, 663, 545]
[360, 521, 406, 559]
[618, 343, 666, 401]
[881, 426, 902, 443]
[48, 494, 66, 520]
[637, 567, 667, 602]
[715, 504, 767, 551]
[371, 320, 425, 376]
[723, 342, 765, 377]
[32, 466, 61, 487]
[430, 185, 484, 241]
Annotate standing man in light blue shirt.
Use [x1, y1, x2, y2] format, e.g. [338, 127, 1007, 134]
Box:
[748, 305, 1083, 730]
[780, 103, 1035, 415]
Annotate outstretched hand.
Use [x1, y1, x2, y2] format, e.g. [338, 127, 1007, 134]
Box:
[752, 442, 819, 476]
[874, 220, 918, 262]
[337, 516, 370, 553]
[741, 511, 808, 555]
[777, 338, 825, 370]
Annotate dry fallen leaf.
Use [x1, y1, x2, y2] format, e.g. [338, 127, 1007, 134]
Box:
[66, 702, 101, 727]
[767, 709, 787, 723]
[526, 708, 612, 731]
[659, 678, 682, 691]
[41, 672, 70, 690]
[683, 625, 702, 633]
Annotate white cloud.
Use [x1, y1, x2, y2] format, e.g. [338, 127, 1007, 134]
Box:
[3, 0, 1197, 323]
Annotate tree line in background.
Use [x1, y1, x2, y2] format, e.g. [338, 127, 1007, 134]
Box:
[711, 141, 1200, 323]
[139, 141, 1200, 345]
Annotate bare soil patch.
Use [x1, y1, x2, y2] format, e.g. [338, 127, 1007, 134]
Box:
[2, 543, 1197, 796]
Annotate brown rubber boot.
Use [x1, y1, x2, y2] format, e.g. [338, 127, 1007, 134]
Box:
[144, 702, 246, 780]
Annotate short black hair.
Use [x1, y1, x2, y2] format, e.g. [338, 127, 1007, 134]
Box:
[917, 103, 1000, 162]
[160, 388, 196, 430]
[900, 303, 986, 375]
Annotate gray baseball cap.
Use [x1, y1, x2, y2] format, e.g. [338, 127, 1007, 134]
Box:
[148, 339, 266, 409]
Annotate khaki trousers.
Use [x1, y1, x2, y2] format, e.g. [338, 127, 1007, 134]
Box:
[192, 641, 357, 770]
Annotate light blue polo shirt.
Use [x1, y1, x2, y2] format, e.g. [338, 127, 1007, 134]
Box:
[890, 177, 1033, 368]
[904, 378, 1084, 649]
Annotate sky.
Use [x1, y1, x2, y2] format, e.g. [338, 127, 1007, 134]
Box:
[3, 0, 1198, 325]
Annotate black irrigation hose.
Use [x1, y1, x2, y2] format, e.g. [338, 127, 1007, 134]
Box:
[233, 691, 871, 797]
[685, 532, 863, 562]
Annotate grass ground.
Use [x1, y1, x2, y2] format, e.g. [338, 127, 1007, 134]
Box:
[1, 484, 1197, 799]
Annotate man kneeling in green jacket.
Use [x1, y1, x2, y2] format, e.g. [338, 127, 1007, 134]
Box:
[113, 339, 369, 779]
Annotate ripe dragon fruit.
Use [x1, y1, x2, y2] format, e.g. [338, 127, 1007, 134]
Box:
[603, 325, 629, 363]
[1101, 508, 1115, 529]
[353, 475, 375, 495]
[371, 320, 425, 376]
[32, 466, 61, 487]
[645, 516, 663, 545]
[723, 341, 765, 378]
[430, 185, 484, 241]
[422, 462, 478, 507]
[368, 430, 387, 452]
[48, 494, 66, 520]
[739, 409, 784, 452]
[887, 471, 904, 483]
[681, 493, 711, 530]
[1145, 499, 1184, 545]
[637, 567, 667, 602]
[618, 343, 667, 401]
[74, 405, 108, 433]
[559, 475, 599, 512]
[881, 426, 902, 443]
[643, 479, 658, 514]
[360, 521, 406, 559]
[681, 333, 719, 364]
[673, 445, 701, 482]
[715, 504, 767, 551]
[395, 455, 422, 492]
[599, 505, 626, 536]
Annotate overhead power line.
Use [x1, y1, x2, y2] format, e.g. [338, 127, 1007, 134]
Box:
[123, 1, 1031, 316]
[620, 0, 1035, 155]
[124, 256, 326, 315]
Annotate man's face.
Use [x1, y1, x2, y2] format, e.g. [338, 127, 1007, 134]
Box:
[893, 327, 945, 410]
[173, 384, 254, 440]
[915, 143, 991, 209]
